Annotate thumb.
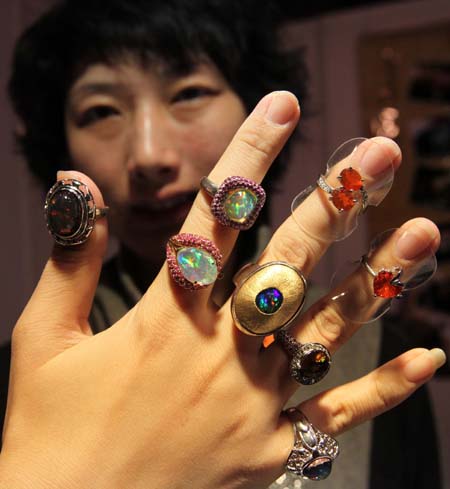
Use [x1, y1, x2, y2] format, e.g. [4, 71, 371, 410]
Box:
[13, 170, 108, 370]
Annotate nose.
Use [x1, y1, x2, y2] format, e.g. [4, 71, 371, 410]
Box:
[128, 106, 180, 187]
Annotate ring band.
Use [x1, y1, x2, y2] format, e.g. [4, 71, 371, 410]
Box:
[200, 175, 266, 230]
[166, 233, 223, 290]
[277, 330, 331, 385]
[231, 261, 306, 336]
[285, 407, 339, 481]
[317, 167, 368, 212]
[44, 178, 109, 246]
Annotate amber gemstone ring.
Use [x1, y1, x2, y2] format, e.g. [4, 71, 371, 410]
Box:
[361, 255, 404, 299]
[285, 407, 339, 481]
[44, 178, 109, 246]
[317, 167, 368, 212]
[277, 329, 331, 385]
[200, 175, 266, 230]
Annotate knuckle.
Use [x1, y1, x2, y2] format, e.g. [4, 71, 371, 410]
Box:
[308, 302, 348, 348]
[328, 395, 361, 435]
[270, 234, 310, 268]
[372, 371, 391, 413]
[237, 125, 274, 163]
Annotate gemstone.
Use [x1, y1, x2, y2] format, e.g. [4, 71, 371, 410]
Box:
[47, 189, 83, 237]
[177, 247, 218, 286]
[224, 188, 257, 223]
[291, 345, 330, 385]
[340, 167, 363, 190]
[255, 288, 283, 314]
[373, 270, 403, 298]
[331, 188, 356, 211]
[303, 457, 332, 480]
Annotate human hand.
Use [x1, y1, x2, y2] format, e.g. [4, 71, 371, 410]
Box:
[0, 92, 445, 489]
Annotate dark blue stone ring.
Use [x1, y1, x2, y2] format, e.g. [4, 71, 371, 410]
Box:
[44, 178, 109, 246]
[285, 407, 339, 481]
[231, 261, 307, 336]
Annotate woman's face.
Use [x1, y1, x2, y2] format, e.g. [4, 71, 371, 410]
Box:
[65, 59, 247, 259]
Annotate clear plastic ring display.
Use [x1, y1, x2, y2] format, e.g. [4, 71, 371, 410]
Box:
[291, 138, 395, 242]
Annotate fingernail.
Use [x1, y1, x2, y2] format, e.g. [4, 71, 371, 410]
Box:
[430, 348, 447, 369]
[359, 143, 393, 178]
[265, 91, 299, 126]
[395, 228, 436, 260]
[56, 170, 70, 180]
[404, 350, 435, 383]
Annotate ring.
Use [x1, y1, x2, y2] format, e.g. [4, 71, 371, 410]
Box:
[231, 261, 306, 336]
[285, 407, 339, 481]
[277, 330, 331, 385]
[44, 178, 109, 246]
[200, 176, 266, 230]
[361, 254, 404, 299]
[166, 233, 223, 290]
[317, 167, 368, 212]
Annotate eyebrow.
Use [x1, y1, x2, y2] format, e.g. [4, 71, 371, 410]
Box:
[70, 82, 130, 100]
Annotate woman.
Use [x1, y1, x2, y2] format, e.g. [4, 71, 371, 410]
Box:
[0, 1, 444, 487]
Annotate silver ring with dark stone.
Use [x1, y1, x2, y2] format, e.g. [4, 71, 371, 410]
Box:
[277, 330, 331, 385]
[285, 407, 339, 481]
[44, 178, 109, 246]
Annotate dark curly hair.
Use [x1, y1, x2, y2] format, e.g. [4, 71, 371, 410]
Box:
[9, 0, 307, 190]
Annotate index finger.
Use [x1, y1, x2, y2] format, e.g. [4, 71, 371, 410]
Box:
[150, 91, 300, 303]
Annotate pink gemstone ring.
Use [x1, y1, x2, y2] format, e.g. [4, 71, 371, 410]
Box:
[44, 178, 109, 246]
[200, 176, 266, 230]
[166, 233, 223, 290]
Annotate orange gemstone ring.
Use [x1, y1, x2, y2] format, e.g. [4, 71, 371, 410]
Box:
[361, 255, 404, 299]
[317, 167, 368, 212]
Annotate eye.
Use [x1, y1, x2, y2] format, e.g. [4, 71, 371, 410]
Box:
[172, 86, 219, 103]
[77, 105, 120, 126]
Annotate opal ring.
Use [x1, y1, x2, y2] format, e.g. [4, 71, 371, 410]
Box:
[285, 407, 339, 480]
[44, 178, 109, 246]
[277, 330, 331, 385]
[317, 167, 368, 212]
[200, 175, 266, 230]
[166, 233, 223, 290]
[231, 261, 306, 336]
[361, 255, 404, 299]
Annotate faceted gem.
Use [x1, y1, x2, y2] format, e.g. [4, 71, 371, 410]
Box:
[303, 457, 332, 480]
[255, 288, 283, 314]
[373, 270, 403, 298]
[340, 167, 363, 190]
[224, 188, 257, 223]
[331, 188, 356, 211]
[47, 189, 83, 237]
[291, 347, 330, 385]
[177, 247, 218, 286]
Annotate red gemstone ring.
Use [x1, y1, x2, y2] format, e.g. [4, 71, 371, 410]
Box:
[361, 254, 404, 299]
[317, 167, 368, 212]
[200, 176, 266, 230]
[44, 178, 109, 246]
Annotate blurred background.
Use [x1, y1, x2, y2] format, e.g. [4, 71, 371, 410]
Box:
[1, 0, 449, 485]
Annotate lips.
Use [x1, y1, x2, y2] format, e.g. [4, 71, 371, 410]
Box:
[128, 191, 197, 228]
